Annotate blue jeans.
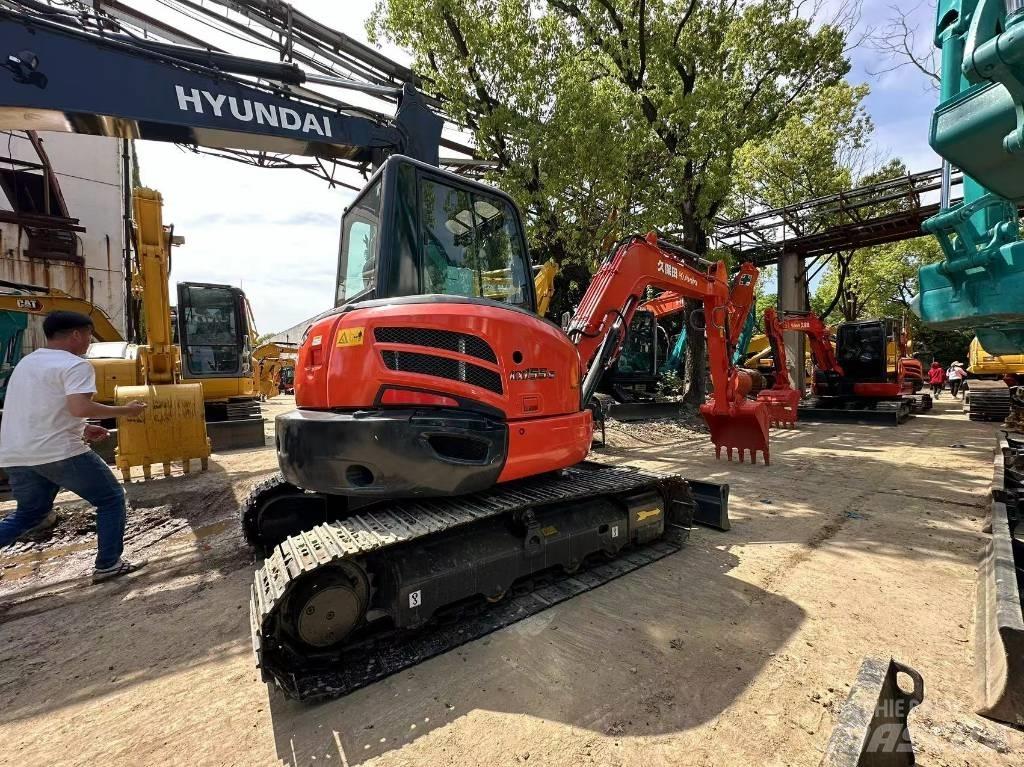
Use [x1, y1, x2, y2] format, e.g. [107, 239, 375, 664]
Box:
[1, 451, 126, 569]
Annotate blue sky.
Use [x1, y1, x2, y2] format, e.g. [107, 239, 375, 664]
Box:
[136, 0, 940, 333]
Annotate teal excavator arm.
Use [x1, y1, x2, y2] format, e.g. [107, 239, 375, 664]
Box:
[732, 309, 757, 366]
[915, 0, 1024, 353]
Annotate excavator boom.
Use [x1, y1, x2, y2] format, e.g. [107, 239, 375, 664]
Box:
[0, 10, 442, 166]
[570, 234, 769, 463]
[0, 284, 123, 342]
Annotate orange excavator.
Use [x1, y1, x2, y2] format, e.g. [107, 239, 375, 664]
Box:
[598, 269, 761, 417]
[0, 8, 769, 702]
[760, 308, 928, 426]
[246, 156, 771, 699]
[756, 308, 832, 427]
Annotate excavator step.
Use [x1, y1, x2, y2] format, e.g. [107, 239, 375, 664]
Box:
[249, 462, 705, 701]
[797, 398, 912, 426]
[975, 434, 1024, 725]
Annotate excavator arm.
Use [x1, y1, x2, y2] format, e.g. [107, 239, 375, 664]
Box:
[767, 310, 842, 376]
[568, 233, 770, 462]
[757, 308, 839, 428]
[639, 262, 759, 352]
[0, 284, 123, 341]
[533, 259, 558, 317]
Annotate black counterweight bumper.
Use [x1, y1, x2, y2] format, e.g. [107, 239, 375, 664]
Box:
[276, 408, 508, 497]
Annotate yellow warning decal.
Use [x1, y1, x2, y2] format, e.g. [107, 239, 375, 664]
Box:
[336, 327, 365, 347]
[541, 525, 558, 537]
[635, 508, 662, 522]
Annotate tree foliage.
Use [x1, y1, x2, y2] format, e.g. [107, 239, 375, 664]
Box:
[370, 0, 852, 400]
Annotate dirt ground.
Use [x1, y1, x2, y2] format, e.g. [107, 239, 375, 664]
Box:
[1, 395, 1021, 766]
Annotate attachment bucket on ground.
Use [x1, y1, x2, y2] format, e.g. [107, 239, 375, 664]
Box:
[700, 399, 770, 465]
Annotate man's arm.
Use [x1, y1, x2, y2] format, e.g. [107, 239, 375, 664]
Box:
[67, 393, 147, 419]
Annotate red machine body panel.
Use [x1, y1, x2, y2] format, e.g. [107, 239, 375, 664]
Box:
[297, 300, 583, 420]
[498, 410, 593, 482]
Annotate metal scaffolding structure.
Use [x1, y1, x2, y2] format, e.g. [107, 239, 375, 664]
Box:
[712, 168, 963, 272]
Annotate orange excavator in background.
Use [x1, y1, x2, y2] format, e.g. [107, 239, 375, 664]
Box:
[598, 267, 762, 417]
[756, 308, 833, 427]
[759, 308, 929, 426]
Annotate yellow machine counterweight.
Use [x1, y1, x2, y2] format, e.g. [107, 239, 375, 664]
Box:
[114, 188, 210, 480]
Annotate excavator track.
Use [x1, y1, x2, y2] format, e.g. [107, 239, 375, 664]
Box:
[798, 397, 912, 426]
[250, 462, 696, 702]
[966, 380, 1012, 422]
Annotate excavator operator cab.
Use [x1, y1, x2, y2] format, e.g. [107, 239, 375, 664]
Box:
[176, 282, 252, 380]
[834, 319, 893, 383]
[336, 155, 537, 311]
[601, 308, 667, 399]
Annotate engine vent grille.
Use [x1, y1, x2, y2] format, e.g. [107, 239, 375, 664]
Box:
[381, 350, 503, 395]
[374, 327, 497, 363]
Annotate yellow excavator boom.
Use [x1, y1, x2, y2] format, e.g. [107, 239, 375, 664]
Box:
[0, 289, 123, 342]
[534, 259, 558, 317]
[114, 188, 210, 481]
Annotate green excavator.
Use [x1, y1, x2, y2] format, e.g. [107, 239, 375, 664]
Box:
[916, 0, 1024, 354]
[920, 0, 1024, 728]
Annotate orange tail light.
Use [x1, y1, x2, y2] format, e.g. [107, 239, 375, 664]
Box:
[700, 400, 771, 465]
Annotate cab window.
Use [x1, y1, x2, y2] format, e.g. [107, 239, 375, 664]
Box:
[419, 177, 529, 308]
[338, 178, 381, 304]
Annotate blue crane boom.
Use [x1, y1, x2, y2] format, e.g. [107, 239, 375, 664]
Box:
[0, 9, 443, 166]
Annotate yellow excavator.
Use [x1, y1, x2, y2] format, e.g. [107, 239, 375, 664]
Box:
[111, 188, 211, 480]
[963, 336, 1024, 422]
[252, 341, 298, 400]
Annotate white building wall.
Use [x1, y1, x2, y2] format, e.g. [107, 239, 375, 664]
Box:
[0, 132, 128, 351]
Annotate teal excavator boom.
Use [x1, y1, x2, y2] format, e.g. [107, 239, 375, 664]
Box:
[659, 301, 755, 375]
[915, 0, 1024, 353]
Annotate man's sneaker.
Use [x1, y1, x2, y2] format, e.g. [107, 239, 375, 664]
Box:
[92, 558, 148, 583]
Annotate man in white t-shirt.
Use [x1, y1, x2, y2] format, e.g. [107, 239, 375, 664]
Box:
[0, 311, 148, 582]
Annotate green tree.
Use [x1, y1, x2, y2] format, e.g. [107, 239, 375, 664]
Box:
[371, 0, 850, 402]
[729, 82, 872, 220]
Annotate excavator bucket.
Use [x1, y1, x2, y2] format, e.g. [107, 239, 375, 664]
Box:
[819, 657, 923, 766]
[700, 400, 771, 465]
[114, 383, 211, 481]
[756, 388, 801, 428]
[975, 434, 1024, 725]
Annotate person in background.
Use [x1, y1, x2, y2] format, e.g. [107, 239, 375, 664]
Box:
[947, 361, 967, 398]
[0, 311, 148, 582]
[928, 360, 946, 398]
